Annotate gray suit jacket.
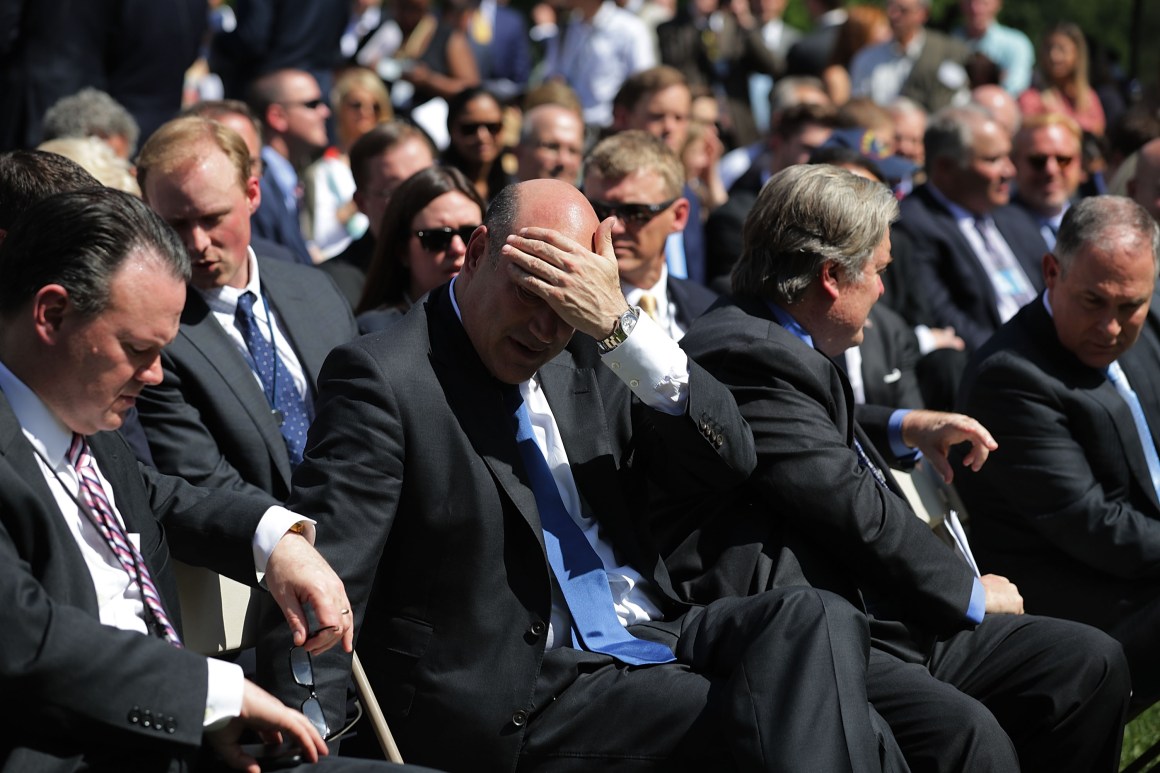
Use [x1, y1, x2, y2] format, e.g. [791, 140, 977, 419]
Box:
[137, 256, 357, 500]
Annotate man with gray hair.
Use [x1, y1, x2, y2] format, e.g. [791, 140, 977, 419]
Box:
[514, 103, 585, 185]
[957, 195, 1160, 715]
[897, 104, 1047, 352]
[674, 163, 1131, 772]
[40, 87, 140, 160]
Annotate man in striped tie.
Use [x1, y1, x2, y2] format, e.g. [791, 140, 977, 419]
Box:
[0, 188, 424, 772]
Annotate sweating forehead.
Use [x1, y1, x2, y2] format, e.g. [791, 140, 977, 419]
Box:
[514, 183, 598, 242]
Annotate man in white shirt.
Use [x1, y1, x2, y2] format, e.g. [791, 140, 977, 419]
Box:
[583, 131, 717, 340]
[0, 187, 406, 772]
[540, 0, 656, 127]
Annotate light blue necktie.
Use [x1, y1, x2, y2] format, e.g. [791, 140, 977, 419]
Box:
[508, 387, 675, 666]
[1107, 361, 1160, 500]
[235, 291, 312, 467]
[664, 232, 687, 279]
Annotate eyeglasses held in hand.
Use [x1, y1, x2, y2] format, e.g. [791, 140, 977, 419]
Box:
[290, 646, 331, 739]
[414, 225, 479, 251]
[586, 197, 678, 226]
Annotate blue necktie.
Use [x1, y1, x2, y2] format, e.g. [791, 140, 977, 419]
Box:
[235, 291, 311, 467]
[1107, 361, 1160, 500]
[509, 387, 675, 666]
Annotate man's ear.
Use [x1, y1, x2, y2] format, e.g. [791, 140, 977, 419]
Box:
[462, 225, 490, 277]
[32, 284, 71, 344]
[265, 104, 289, 135]
[819, 260, 843, 301]
[670, 197, 691, 233]
[246, 174, 262, 215]
[1042, 251, 1060, 290]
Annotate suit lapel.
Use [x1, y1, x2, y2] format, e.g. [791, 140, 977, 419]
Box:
[921, 188, 1003, 329]
[258, 258, 331, 387]
[426, 288, 548, 553]
[178, 293, 293, 489]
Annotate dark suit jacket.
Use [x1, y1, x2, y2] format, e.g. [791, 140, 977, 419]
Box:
[668, 274, 717, 331]
[956, 297, 1160, 631]
[252, 164, 313, 265]
[136, 257, 357, 501]
[470, 4, 531, 99]
[0, 389, 274, 772]
[896, 184, 1048, 351]
[670, 295, 977, 656]
[855, 304, 925, 410]
[258, 283, 755, 771]
[898, 31, 970, 114]
[786, 21, 839, 77]
[210, 0, 348, 99]
[320, 231, 375, 309]
[657, 10, 779, 147]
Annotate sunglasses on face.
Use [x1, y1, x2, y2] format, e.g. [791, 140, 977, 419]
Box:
[414, 225, 479, 251]
[283, 98, 327, 110]
[586, 197, 678, 226]
[1027, 153, 1075, 171]
[457, 121, 502, 136]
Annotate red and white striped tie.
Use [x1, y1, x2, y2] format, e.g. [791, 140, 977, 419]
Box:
[68, 434, 182, 647]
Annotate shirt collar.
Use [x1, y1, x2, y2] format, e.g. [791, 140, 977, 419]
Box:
[198, 247, 262, 315]
[927, 182, 983, 225]
[0, 358, 73, 468]
[620, 264, 668, 298]
[767, 302, 815, 349]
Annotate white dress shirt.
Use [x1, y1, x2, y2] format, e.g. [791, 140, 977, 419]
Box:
[199, 248, 310, 403]
[542, 1, 656, 126]
[449, 278, 690, 647]
[0, 360, 314, 728]
[622, 265, 687, 341]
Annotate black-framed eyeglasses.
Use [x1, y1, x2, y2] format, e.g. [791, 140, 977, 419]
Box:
[290, 646, 331, 739]
[1026, 153, 1075, 171]
[457, 121, 502, 135]
[414, 225, 479, 251]
[282, 98, 327, 111]
[586, 197, 678, 226]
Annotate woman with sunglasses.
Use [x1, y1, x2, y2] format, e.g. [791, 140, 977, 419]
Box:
[356, 165, 485, 333]
[441, 86, 514, 205]
[304, 67, 393, 260]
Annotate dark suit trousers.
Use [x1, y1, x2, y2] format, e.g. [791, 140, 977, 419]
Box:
[868, 614, 1128, 773]
[519, 587, 905, 773]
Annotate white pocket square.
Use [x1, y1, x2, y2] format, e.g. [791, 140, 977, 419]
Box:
[883, 369, 902, 384]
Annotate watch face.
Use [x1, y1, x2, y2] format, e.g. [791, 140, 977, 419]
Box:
[621, 308, 639, 336]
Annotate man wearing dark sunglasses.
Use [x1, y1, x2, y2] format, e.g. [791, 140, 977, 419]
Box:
[1011, 113, 1082, 251]
[248, 69, 333, 265]
[583, 131, 717, 341]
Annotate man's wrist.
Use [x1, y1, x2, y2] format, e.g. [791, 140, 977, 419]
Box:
[597, 306, 639, 353]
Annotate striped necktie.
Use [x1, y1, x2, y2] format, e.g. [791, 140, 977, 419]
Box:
[68, 434, 182, 646]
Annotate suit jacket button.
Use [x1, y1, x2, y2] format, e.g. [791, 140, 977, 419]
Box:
[511, 710, 528, 727]
[529, 620, 546, 637]
[128, 707, 141, 724]
[141, 709, 153, 729]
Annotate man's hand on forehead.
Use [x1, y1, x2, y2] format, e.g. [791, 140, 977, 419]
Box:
[503, 218, 630, 338]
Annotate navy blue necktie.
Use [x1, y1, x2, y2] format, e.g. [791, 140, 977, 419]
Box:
[509, 386, 675, 666]
[235, 291, 311, 467]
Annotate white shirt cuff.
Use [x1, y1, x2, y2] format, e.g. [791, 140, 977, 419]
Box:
[599, 311, 690, 415]
[914, 324, 936, 355]
[253, 507, 316, 582]
[203, 658, 245, 730]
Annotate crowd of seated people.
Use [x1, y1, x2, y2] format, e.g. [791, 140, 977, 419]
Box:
[6, 1, 1160, 771]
